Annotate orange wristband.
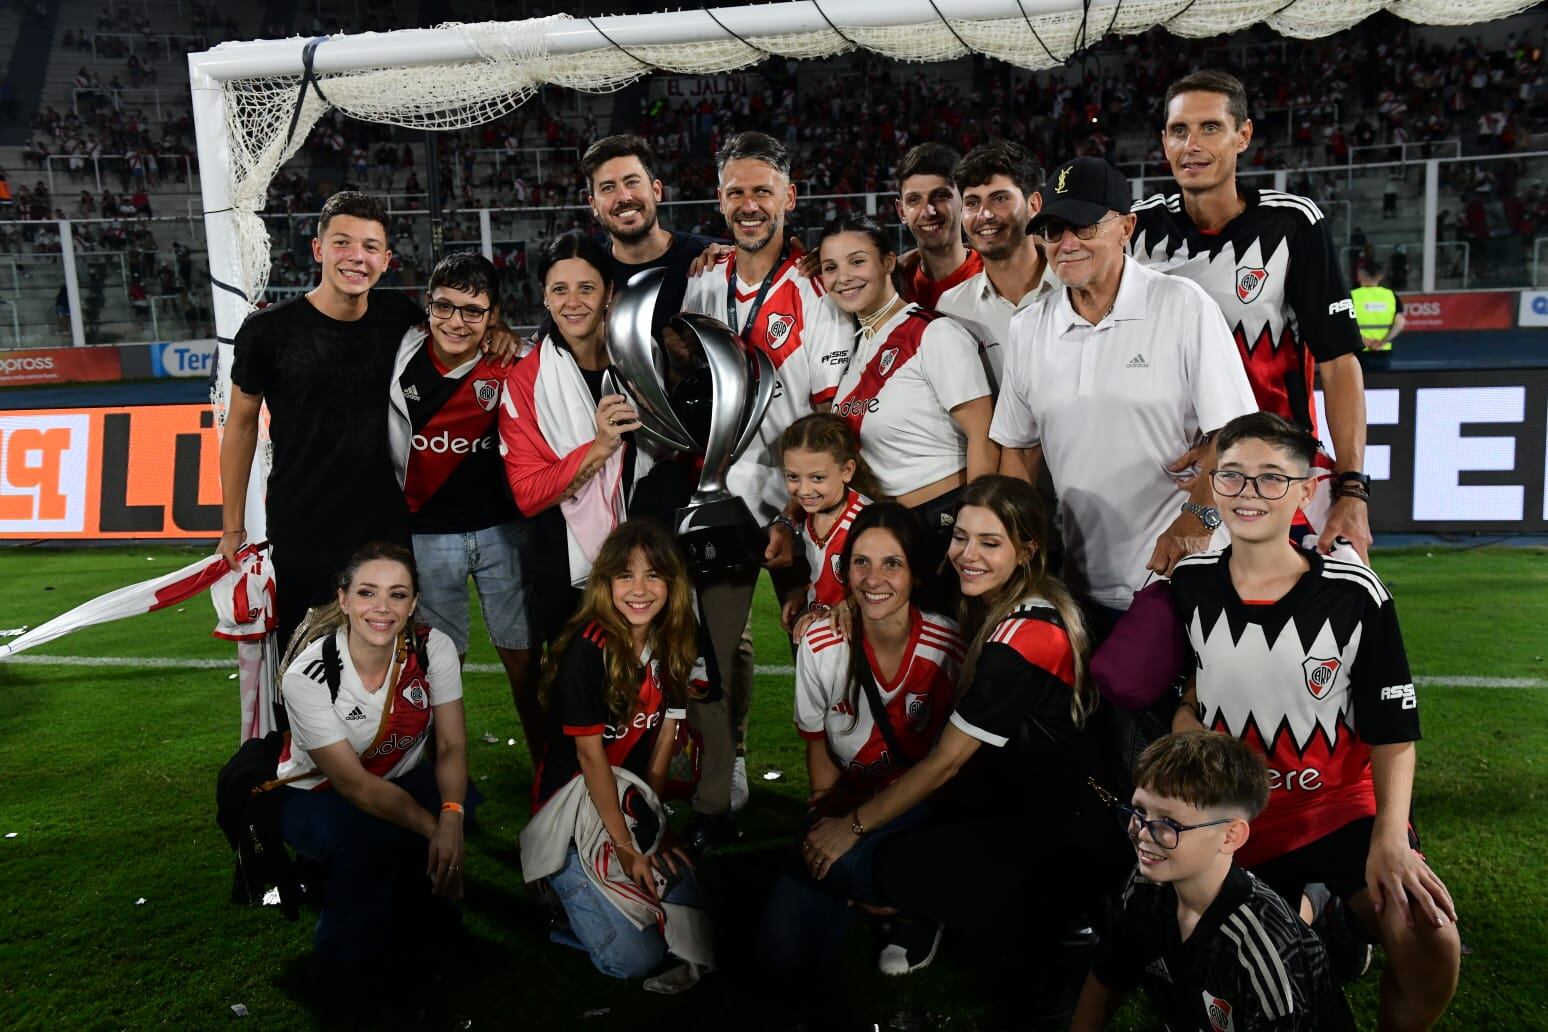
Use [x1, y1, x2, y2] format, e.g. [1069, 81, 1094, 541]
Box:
[440, 801, 464, 815]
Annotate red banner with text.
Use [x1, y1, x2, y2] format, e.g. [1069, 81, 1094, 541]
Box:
[1399, 292, 1516, 332]
[0, 348, 124, 387]
[0, 405, 222, 539]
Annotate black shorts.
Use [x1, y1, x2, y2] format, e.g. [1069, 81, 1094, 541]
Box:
[1250, 815, 1422, 911]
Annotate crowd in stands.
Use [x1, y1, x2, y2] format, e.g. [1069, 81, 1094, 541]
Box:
[4, 11, 1548, 336]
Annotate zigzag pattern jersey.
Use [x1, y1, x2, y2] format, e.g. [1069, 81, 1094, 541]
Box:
[1170, 549, 1420, 866]
[1130, 185, 1362, 436]
[796, 488, 870, 610]
[1094, 864, 1355, 1032]
[533, 622, 688, 810]
[795, 608, 963, 788]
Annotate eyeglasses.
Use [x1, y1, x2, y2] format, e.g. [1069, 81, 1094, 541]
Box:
[1117, 804, 1234, 850]
[1033, 213, 1121, 243]
[427, 299, 491, 324]
[1209, 469, 1311, 500]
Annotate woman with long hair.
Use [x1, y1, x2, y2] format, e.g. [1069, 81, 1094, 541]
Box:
[498, 229, 651, 645]
[819, 213, 998, 609]
[277, 541, 474, 968]
[759, 503, 963, 976]
[801, 476, 1133, 973]
[519, 520, 713, 987]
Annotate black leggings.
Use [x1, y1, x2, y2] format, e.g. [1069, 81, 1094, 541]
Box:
[871, 812, 1132, 939]
[908, 484, 965, 615]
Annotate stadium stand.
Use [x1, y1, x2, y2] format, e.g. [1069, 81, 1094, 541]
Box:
[1, 6, 1546, 348]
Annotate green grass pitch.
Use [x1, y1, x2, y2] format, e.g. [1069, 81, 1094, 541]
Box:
[0, 545, 1545, 1029]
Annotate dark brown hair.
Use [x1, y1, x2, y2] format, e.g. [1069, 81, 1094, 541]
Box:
[836, 503, 930, 732]
[317, 190, 391, 239]
[1214, 412, 1319, 470]
[1134, 731, 1271, 819]
[896, 142, 961, 192]
[1165, 70, 1251, 129]
[582, 134, 658, 190]
[954, 141, 1043, 196]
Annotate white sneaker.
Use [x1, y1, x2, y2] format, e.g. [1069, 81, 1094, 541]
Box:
[877, 920, 944, 976]
[729, 755, 749, 812]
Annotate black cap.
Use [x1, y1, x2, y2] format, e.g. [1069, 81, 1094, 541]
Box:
[1027, 157, 1132, 235]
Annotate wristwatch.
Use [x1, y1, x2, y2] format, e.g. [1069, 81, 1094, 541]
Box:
[770, 513, 796, 534]
[1334, 471, 1372, 492]
[1181, 501, 1222, 531]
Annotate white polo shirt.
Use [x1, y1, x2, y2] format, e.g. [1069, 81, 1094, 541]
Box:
[832, 303, 990, 498]
[935, 263, 1060, 389]
[989, 257, 1256, 609]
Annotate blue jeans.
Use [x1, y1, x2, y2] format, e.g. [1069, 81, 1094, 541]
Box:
[547, 846, 703, 979]
[412, 521, 531, 652]
[281, 763, 482, 967]
[758, 800, 941, 978]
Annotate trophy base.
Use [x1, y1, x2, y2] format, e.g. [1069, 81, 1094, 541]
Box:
[676, 497, 764, 578]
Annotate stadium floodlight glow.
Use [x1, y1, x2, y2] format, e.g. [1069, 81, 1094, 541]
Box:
[188, 0, 1539, 539]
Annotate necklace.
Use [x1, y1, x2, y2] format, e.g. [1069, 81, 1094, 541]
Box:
[858, 293, 904, 337]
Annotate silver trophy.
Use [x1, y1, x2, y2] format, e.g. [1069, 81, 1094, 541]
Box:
[607, 267, 776, 576]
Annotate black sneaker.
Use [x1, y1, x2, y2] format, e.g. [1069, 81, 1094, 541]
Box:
[877, 918, 944, 975]
[681, 811, 740, 855]
[1306, 883, 1373, 984]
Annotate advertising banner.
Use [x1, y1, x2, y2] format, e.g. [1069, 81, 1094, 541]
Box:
[0, 347, 123, 387]
[2, 370, 1545, 539]
[1399, 292, 1516, 332]
[0, 404, 222, 539]
[1518, 290, 1548, 329]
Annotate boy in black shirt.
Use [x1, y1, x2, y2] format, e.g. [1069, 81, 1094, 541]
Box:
[1072, 732, 1354, 1032]
[222, 192, 422, 649]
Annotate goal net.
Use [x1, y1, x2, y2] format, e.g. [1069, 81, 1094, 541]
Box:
[191, 0, 1536, 539]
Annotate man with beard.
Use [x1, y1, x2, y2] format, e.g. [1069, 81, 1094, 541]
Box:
[678, 132, 852, 845]
[894, 142, 981, 311]
[936, 142, 1059, 390]
[583, 134, 716, 342]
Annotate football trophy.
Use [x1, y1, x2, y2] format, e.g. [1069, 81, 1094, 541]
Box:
[607, 267, 776, 576]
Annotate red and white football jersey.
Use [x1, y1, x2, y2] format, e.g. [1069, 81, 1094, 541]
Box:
[831, 304, 989, 498]
[796, 488, 870, 610]
[795, 608, 963, 788]
[682, 245, 853, 523]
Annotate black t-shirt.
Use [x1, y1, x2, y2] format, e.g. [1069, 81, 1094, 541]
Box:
[230, 291, 422, 545]
[398, 342, 519, 534]
[532, 621, 688, 810]
[1094, 864, 1356, 1031]
[607, 230, 716, 343]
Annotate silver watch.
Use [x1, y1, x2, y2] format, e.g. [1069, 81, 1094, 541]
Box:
[1181, 501, 1222, 531]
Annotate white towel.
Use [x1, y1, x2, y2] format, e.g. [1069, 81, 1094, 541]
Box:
[520, 767, 714, 969]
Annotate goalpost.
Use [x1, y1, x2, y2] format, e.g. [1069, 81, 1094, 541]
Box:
[188, 0, 1533, 540]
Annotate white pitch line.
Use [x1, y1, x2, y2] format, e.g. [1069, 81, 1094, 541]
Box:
[2, 654, 1542, 689]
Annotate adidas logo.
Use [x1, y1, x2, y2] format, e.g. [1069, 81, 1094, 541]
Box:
[344, 706, 366, 720]
[403, 384, 421, 401]
[1126, 354, 1148, 369]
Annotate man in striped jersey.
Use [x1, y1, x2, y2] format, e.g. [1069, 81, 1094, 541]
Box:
[1131, 71, 1373, 565]
[1072, 731, 1355, 1032]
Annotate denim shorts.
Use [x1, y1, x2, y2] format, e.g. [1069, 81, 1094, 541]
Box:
[412, 521, 531, 652]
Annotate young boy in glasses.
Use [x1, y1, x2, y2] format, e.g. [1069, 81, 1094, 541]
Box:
[386, 251, 539, 753]
[1072, 731, 1353, 1031]
[1167, 411, 1460, 1029]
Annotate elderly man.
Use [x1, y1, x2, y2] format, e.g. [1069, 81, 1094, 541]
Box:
[991, 157, 1256, 614]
